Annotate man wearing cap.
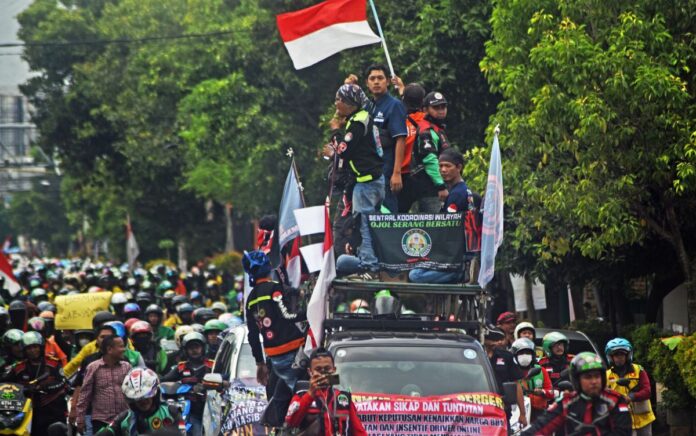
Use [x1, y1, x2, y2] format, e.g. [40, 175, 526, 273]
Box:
[409, 148, 471, 283]
[331, 84, 384, 278]
[484, 325, 527, 429]
[497, 311, 517, 348]
[410, 91, 452, 211]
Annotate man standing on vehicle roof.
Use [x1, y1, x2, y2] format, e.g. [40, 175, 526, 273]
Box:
[605, 338, 655, 435]
[362, 64, 407, 213]
[522, 352, 632, 436]
[285, 348, 367, 436]
[242, 250, 307, 427]
[483, 325, 527, 428]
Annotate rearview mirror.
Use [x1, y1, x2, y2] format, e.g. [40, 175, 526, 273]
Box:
[526, 367, 541, 378]
[203, 373, 224, 390]
[502, 382, 518, 405]
[557, 381, 574, 392]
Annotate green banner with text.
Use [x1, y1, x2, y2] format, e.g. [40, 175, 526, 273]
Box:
[368, 213, 465, 272]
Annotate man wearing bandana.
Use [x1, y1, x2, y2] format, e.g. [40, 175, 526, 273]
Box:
[331, 84, 384, 279]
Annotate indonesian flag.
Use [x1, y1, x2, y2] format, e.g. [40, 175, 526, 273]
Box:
[286, 236, 302, 288]
[0, 251, 21, 297]
[304, 201, 335, 355]
[126, 214, 140, 271]
[276, 0, 381, 69]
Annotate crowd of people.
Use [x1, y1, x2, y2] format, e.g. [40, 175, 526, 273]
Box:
[0, 259, 243, 435]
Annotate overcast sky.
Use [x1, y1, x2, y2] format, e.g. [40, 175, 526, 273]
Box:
[0, 0, 34, 95]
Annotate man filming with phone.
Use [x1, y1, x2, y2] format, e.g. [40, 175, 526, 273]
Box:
[285, 348, 367, 435]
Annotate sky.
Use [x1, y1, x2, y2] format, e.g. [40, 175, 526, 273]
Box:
[0, 0, 34, 95]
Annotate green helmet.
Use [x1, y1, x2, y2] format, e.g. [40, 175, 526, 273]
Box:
[570, 352, 606, 392]
[157, 280, 173, 293]
[542, 331, 569, 357]
[375, 289, 391, 298]
[204, 319, 227, 333]
[22, 331, 45, 348]
[2, 329, 24, 347]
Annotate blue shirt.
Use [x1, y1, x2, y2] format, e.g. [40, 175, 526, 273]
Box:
[442, 180, 470, 213]
[370, 94, 407, 148]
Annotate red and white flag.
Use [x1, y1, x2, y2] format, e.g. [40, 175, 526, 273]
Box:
[286, 236, 302, 288]
[0, 251, 21, 297]
[304, 201, 335, 356]
[126, 214, 140, 271]
[276, 0, 381, 69]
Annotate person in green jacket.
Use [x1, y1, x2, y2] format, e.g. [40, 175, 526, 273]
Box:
[145, 304, 175, 342]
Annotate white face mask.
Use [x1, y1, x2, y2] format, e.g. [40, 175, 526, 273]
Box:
[517, 354, 533, 367]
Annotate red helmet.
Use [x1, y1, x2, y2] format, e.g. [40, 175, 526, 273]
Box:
[124, 318, 140, 332]
[130, 320, 153, 336]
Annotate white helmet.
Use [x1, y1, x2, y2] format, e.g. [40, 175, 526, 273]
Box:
[514, 321, 536, 339]
[510, 337, 536, 356]
[121, 368, 160, 402]
[174, 325, 194, 348]
[111, 292, 128, 305]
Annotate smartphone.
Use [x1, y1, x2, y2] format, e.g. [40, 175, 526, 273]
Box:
[326, 373, 340, 385]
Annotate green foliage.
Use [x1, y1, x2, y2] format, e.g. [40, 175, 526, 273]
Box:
[620, 323, 670, 375]
[209, 251, 244, 277]
[674, 334, 696, 400]
[648, 336, 696, 410]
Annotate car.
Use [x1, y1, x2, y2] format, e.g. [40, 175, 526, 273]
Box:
[533, 328, 601, 357]
[203, 325, 267, 436]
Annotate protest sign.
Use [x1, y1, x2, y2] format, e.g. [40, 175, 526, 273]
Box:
[353, 391, 507, 436]
[368, 213, 465, 271]
[219, 381, 268, 435]
[55, 292, 112, 330]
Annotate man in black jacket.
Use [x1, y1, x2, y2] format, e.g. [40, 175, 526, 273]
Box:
[243, 250, 307, 427]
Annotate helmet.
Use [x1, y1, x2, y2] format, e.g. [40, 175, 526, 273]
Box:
[141, 280, 154, 291]
[135, 292, 152, 304]
[182, 332, 206, 349]
[542, 331, 569, 357]
[130, 320, 153, 336]
[39, 311, 54, 319]
[190, 290, 202, 301]
[162, 290, 176, 301]
[193, 308, 216, 324]
[125, 318, 140, 333]
[510, 337, 536, 356]
[92, 311, 117, 330]
[190, 323, 204, 334]
[2, 329, 24, 347]
[144, 304, 163, 316]
[122, 368, 160, 402]
[29, 288, 47, 303]
[219, 313, 243, 328]
[103, 321, 127, 339]
[605, 337, 633, 365]
[514, 322, 536, 339]
[177, 303, 194, 315]
[157, 280, 173, 293]
[570, 352, 606, 392]
[204, 319, 227, 333]
[172, 295, 188, 307]
[175, 325, 194, 348]
[242, 250, 271, 282]
[496, 311, 516, 325]
[211, 302, 227, 313]
[28, 317, 46, 333]
[8, 301, 26, 312]
[111, 293, 128, 305]
[22, 331, 44, 348]
[37, 301, 52, 312]
[88, 286, 104, 293]
[350, 299, 369, 313]
[123, 303, 141, 316]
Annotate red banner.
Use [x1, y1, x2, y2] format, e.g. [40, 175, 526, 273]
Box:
[353, 392, 507, 436]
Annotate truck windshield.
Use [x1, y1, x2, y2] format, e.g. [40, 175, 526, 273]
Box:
[334, 346, 493, 396]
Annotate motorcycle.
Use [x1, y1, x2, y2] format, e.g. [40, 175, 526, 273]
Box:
[161, 381, 211, 435]
[0, 383, 32, 435]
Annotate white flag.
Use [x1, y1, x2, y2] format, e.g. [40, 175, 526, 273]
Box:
[126, 214, 140, 271]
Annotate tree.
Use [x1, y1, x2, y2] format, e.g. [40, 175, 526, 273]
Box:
[481, 0, 696, 329]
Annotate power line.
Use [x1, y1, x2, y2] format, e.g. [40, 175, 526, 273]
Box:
[0, 30, 240, 48]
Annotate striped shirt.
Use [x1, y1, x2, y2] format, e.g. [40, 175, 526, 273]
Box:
[75, 358, 131, 425]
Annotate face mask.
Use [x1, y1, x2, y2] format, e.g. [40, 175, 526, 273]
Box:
[78, 338, 91, 348]
[517, 355, 533, 367]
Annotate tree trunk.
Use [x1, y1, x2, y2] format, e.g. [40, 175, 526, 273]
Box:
[224, 202, 234, 252]
[524, 273, 537, 323]
[663, 201, 695, 332]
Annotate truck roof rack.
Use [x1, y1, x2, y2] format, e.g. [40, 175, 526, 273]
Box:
[323, 318, 481, 336]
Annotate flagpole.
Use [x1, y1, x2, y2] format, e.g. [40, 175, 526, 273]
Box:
[287, 149, 306, 207]
[367, 0, 395, 77]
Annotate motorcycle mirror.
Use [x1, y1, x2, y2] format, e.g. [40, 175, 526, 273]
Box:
[557, 381, 574, 392]
[559, 368, 570, 379]
[203, 373, 224, 390]
[526, 367, 542, 378]
[502, 382, 518, 405]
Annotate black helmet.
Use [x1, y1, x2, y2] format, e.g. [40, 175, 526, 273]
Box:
[136, 292, 153, 304]
[172, 295, 188, 307]
[177, 303, 194, 315]
[92, 311, 117, 331]
[8, 301, 26, 312]
[144, 304, 163, 316]
[193, 308, 216, 324]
